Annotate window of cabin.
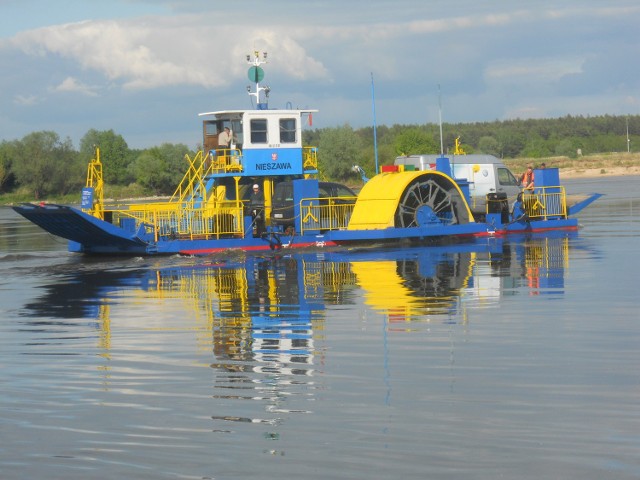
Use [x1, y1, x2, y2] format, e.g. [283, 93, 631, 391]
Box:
[250, 119, 268, 143]
[279, 118, 297, 143]
[204, 121, 219, 136]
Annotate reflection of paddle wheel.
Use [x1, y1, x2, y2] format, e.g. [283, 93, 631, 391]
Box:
[396, 252, 472, 300]
[395, 173, 471, 228]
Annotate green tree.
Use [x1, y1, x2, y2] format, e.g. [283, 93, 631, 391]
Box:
[128, 143, 192, 194]
[394, 128, 438, 156]
[79, 129, 130, 185]
[0, 140, 18, 193]
[12, 131, 81, 199]
[317, 125, 366, 181]
[521, 135, 553, 158]
[495, 129, 527, 158]
[477, 136, 500, 156]
[554, 139, 578, 158]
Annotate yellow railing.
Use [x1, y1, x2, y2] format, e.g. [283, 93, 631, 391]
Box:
[522, 187, 567, 219]
[171, 151, 205, 203]
[206, 149, 244, 175]
[299, 197, 357, 234]
[84, 147, 105, 220]
[105, 201, 245, 242]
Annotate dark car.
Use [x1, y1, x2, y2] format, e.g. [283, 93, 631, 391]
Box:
[271, 181, 357, 230]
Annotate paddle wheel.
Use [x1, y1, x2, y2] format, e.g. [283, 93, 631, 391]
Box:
[395, 173, 471, 228]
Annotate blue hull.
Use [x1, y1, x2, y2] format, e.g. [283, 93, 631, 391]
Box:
[13, 202, 583, 256]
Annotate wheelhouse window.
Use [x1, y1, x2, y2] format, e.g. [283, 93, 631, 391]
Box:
[204, 120, 219, 136]
[279, 118, 297, 144]
[250, 119, 268, 143]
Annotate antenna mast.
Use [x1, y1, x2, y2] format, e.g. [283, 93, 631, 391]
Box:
[438, 85, 444, 156]
[246, 51, 270, 109]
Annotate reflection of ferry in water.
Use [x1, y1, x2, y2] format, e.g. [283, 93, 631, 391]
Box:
[22, 233, 581, 343]
[13, 52, 601, 256]
[18, 236, 583, 426]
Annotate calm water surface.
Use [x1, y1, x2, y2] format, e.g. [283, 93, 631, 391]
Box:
[1, 176, 639, 479]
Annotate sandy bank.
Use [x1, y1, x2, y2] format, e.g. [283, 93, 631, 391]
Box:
[559, 165, 640, 179]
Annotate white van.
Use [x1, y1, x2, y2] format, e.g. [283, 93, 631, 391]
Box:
[394, 154, 521, 216]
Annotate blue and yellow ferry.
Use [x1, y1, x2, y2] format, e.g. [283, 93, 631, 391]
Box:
[13, 52, 601, 256]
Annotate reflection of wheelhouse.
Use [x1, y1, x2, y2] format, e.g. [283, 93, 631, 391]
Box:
[200, 109, 318, 178]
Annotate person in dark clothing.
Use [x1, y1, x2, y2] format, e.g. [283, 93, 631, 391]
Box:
[250, 184, 265, 236]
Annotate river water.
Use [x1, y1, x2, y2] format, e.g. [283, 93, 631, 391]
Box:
[1, 177, 639, 479]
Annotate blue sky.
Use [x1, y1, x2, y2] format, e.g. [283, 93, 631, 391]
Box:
[1, 0, 639, 149]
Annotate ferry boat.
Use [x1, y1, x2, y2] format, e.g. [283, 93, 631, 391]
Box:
[13, 52, 601, 256]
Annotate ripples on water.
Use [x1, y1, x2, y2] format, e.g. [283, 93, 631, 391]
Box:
[1, 178, 639, 480]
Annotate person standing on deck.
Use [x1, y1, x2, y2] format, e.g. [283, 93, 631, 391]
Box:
[521, 165, 535, 191]
[218, 127, 232, 149]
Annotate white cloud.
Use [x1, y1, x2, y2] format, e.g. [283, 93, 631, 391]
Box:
[484, 57, 584, 83]
[7, 16, 331, 91]
[1, 0, 639, 147]
[14, 94, 38, 106]
[50, 76, 99, 96]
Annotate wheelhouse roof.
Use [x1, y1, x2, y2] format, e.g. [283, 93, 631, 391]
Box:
[198, 109, 318, 118]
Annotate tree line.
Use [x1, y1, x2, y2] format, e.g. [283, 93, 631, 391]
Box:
[0, 129, 192, 200]
[313, 114, 640, 181]
[1, 114, 638, 199]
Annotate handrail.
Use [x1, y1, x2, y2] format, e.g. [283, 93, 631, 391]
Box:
[84, 147, 105, 220]
[522, 186, 567, 220]
[298, 196, 357, 233]
[103, 200, 245, 241]
[207, 149, 244, 174]
[171, 151, 205, 203]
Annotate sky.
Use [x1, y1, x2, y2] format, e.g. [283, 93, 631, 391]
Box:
[1, 0, 639, 149]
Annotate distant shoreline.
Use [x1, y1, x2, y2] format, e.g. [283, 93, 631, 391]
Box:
[505, 152, 640, 180]
[4, 154, 640, 206]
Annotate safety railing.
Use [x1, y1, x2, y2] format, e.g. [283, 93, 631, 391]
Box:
[106, 200, 246, 242]
[298, 197, 357, 234]
[207, 149, 244, 174]
[83, 147, 105, 220]
[522, 186, 567, 220]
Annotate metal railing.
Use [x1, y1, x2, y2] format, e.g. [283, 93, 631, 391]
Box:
[83, 147, 105, 220]
[207, 149, 244, 174]
[522, 187, 567, 219]
[106, 201, 246, 242]
[298, 197, 357, 233]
